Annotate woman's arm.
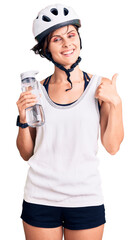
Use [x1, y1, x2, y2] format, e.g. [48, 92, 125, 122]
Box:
[16, 125, 36, 161]
[16, 90, 37, 161]
[95, 74, 124, 155]
[100, 99, 124, 154]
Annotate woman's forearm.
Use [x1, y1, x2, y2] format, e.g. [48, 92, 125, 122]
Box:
[103, 97, 124, 154]
[16, 127, 35, 161]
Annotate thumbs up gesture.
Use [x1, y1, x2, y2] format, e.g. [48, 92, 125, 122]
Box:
[95, 73, 121, 106]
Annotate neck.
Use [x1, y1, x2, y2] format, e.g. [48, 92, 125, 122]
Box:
[51, 65, 83, 84]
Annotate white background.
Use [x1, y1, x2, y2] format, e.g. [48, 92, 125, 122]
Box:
[0, 0, 140, 239]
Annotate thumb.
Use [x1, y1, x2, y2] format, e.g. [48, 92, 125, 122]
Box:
[112, 73, 118, 86]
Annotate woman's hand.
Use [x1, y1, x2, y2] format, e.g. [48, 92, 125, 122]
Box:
[95, 73, 121, 106]
[16, 91, 37, 123]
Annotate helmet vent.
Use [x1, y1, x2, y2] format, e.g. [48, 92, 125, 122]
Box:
[50, 8, 58, 15]
[42, 15, 51, 22]
[64, 8, 69, 16]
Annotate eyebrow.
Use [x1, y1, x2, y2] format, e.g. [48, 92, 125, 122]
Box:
[50, 30, 76, 39]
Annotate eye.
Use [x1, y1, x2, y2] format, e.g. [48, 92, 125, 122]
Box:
[68, 34, 75, 38]
[53, 37, 61, 42]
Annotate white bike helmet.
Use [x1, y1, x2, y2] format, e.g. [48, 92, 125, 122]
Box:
[33, 3, 81, 43]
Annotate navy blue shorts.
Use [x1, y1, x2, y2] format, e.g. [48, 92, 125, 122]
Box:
[20, 200, 106, 230]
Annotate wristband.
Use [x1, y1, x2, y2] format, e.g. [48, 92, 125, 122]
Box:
[16, 115, 29, 128]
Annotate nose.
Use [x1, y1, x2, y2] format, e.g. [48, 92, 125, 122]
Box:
[62, 38, 72, 48]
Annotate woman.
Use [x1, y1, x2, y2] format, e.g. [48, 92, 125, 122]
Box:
[16, 4, 124, 240]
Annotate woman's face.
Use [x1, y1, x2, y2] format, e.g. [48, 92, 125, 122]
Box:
[48, 25, 80, 68]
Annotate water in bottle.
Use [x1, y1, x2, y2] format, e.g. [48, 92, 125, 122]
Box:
[20, 70, 45, 127]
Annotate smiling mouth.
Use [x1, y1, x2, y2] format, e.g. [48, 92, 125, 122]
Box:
[61, 49, 75, 56]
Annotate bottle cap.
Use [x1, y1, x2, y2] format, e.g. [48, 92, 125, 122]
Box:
[20, 70, 39, 81]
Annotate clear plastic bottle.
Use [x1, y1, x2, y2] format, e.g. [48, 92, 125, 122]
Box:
[20, 70, 45, 127]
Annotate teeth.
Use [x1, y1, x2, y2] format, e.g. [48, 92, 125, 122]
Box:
[62, 50, 74, 55]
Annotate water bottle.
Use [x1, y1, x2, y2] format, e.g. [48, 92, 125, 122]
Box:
[20, 70, 45, 127]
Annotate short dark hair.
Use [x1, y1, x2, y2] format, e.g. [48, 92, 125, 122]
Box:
[31, 32, 53, 60]
[31, 25, 80, 60]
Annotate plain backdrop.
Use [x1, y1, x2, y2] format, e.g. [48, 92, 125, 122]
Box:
[1, 0, 140, 239]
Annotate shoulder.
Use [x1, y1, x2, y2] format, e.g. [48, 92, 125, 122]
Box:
[40, 79, 45, 85]
[40, 76, 51, 85]
[87, 73, 111, 84]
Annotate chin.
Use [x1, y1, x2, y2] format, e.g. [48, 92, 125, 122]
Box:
[52, 49, 80, 67]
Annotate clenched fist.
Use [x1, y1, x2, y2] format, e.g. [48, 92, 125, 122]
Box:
[95, 73, 121, 106]
[16, 91, 37, 123]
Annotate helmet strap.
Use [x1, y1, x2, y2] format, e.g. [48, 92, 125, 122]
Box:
[45, 54, 82, 91]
